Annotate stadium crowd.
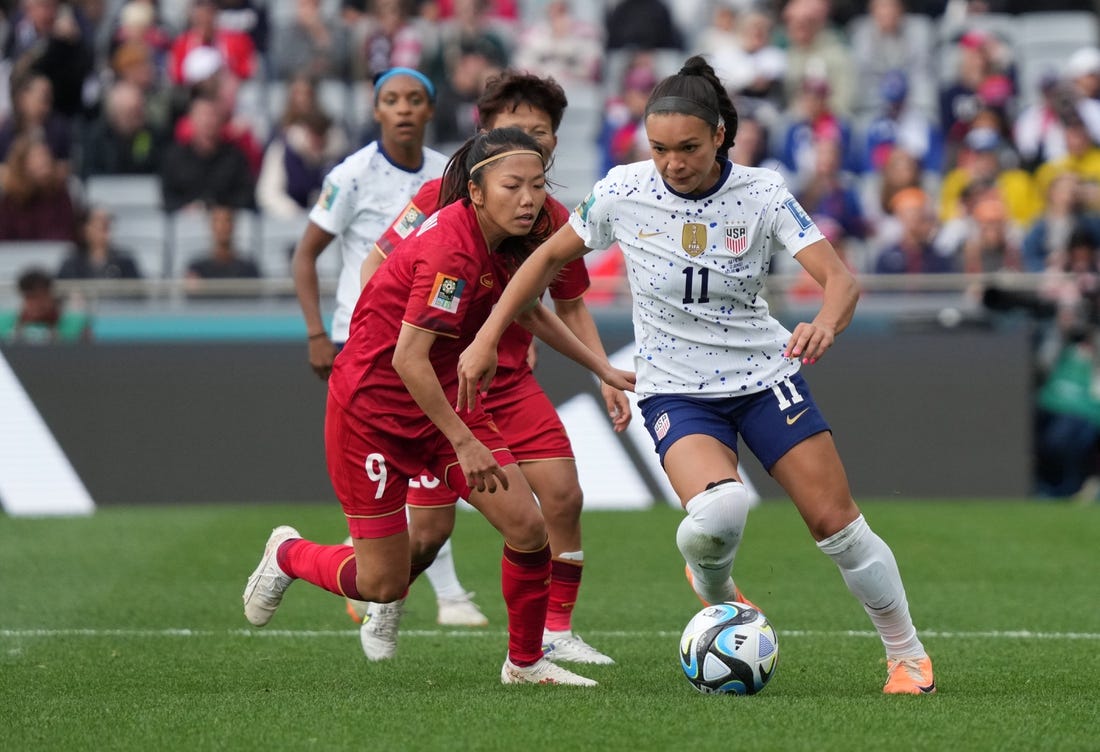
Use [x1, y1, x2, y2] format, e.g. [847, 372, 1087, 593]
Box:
[3, 0, 1100, 497]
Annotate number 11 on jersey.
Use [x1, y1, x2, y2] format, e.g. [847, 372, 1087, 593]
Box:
[682, 266, 710, 304]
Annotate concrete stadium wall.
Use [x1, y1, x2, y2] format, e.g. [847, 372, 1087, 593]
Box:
[1, 319, 1033, 506]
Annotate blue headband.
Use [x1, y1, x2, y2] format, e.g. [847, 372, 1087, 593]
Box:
[374, 67, 435, 103]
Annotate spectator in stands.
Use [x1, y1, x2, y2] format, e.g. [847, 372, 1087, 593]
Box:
[860, 70, 943, 175]
[361, 0, 426, 82]
[171, 48, 263, 175]
[938, 28, 1015, 153]
[597, 56, 659, 175]
[108, 0, 172, 70]
[161, 95, 256, 212]
[603, 0, 682, 52]
[4, 0, 95, 119]
[849, 0, 935, 117]
[939, 127, 1040, 227]
[0, 267, 91, 343]
[512, 0, 602, 86]
[797, 135, 867, 243]
[873, 187, 956, 274]
[57, 206, 143, 280]
[167, 0, 256, 85]
[185, 204, 260, 282]
[272, 73, 350, 153]
[80, 80, 165, 178]
[110, 40, 172, 133]
[257, 109, 341, 219]
[1065, 46, 1100, 103]
[0, 132, 77, 242]
[862, 145, 930, 237]
[781, 0, 856, 117]
[1034, 117, 1100, 211]
[778, 76, 858, 186]
[1013, 74, 1100, 173]
[728, 110, 785, 175]
[957, 194, 1023, 275]
[1023, 172, 1100, 273]
[217, 0, 270, 60]
[0, 71, 71, 182]
[703, 5, 785, 108]
[270, 0, 351, 81]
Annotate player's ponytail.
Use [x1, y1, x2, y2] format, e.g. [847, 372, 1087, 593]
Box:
[645, 55, 738, 158]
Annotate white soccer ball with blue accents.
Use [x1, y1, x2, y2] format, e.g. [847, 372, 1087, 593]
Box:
[679, 601, 778, 694]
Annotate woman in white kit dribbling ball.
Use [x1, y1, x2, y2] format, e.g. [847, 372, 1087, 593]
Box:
[457, 55, 936, 695]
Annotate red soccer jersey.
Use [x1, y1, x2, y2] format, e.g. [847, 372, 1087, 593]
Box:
[329, 201, 508, 437]
[374, 181, 590, 389]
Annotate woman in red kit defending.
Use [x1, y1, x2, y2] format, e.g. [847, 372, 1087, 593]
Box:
[242, 127, 634, 686]
[351, 71, 631, 665]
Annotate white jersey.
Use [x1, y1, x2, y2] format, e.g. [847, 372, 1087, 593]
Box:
[569, 159, 824, 398]
[308, 141, 448, 342]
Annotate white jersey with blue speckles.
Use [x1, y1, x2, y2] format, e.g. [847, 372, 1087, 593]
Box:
[569, 159, 824, 398]
[308, 141, 448, 342]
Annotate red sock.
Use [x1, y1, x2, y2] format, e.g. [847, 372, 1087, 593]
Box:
[545, 559, 583, 632]
[501, 541, 551, 666]
[277, 539, 362, 600]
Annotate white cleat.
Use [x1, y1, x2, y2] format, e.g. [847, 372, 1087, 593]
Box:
[500, 656, 598, 686]
[542, 630, 615, 665]
[359, 598, 406, 661]
[437, 591, 489, 626]
[242, 525, 300, 627]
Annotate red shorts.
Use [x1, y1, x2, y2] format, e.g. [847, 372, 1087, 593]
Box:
[325, 392, 515, 538]
[406, 373, 573, 508]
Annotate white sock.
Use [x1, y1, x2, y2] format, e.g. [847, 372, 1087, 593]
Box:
[817, 515, 925, 659]
[424, 537, 466, 600]
[676, 481, 752, 604]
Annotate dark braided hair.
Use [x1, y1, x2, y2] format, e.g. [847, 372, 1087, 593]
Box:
[438, 126, 554, 271]
[645, 55, 738, 159]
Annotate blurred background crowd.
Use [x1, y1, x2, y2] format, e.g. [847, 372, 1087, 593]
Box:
[2, 0, 1100, 498]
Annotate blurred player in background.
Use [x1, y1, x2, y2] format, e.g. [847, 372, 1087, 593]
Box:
[289, 67, 484, 627]
[458, 56, 936, 695]
[349, 71, 631, 665]
[244, 127, 633, 686]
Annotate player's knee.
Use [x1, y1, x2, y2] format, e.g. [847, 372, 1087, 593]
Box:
[502, 511, 548, 552]
[539, 483, 583, 528]
[676, 481, 751, 564]
[354, 571, 407, 603]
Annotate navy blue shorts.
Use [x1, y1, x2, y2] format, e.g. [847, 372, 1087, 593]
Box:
[638, 372, 831, 472]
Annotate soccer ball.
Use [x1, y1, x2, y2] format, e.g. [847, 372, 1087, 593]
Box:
[679, 601, 779, 695]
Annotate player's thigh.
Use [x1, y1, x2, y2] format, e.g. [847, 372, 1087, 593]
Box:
[769, 432, 860, 541]
[662, 434, 742, 506]
[465, 464, 547, 550]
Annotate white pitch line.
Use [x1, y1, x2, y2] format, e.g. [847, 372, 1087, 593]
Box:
[2, 628, 1099, 640]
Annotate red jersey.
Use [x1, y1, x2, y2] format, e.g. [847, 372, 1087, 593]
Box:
[374, 179, 590, 390]
[328, 201, 508, 438]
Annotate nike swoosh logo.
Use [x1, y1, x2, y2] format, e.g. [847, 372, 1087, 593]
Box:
[786, 408, 809, 425]
[916, 682, 937, 693]
[637, 230, 665, 238]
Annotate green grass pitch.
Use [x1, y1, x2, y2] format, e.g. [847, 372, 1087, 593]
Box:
[2, 500, 1097, 751]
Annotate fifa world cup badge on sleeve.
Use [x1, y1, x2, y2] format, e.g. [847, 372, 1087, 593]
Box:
[429, 273, 466, 313]
[783, 198, 813, 231]
[318, 181, 339, 211]
[576, 192, 596, 221]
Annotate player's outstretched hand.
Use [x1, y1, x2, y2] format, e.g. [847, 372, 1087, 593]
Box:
[455, 435, 509, 493]
[309, 335, 338, 380]
[600, 382, 633, 433]
[784, 321, 836, 365]
[457, 338, 498, 411]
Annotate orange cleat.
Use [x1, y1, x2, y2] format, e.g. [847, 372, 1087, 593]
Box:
[683, 564, 761, 613]
[884, 655, 937, 695]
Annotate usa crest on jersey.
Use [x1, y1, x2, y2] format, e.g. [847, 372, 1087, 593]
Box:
[725, 224, 748, 256]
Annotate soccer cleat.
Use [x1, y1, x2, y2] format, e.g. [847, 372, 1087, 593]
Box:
[500, 656, 598, 686]
[242, 525, 300, 627]
[542, 630, 615, 665]
[359, 598, 406, 661]
[436, 591, 489, 626]
[883, 655, 937, 695]
[683, 563, 761, 612]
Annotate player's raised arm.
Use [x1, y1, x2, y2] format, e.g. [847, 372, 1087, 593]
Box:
[515, 302, 635, 394]
[457, 223, 589, 409]
[784, 238, 860, 365]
